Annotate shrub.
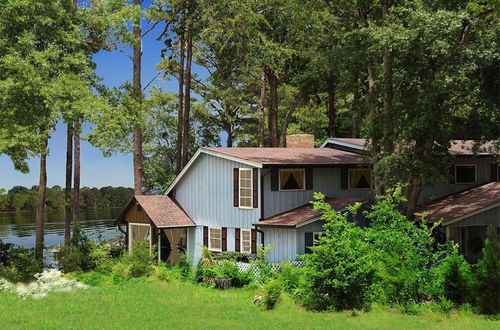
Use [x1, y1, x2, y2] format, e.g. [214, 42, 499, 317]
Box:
[124, 240, 156, 278]
[438, 244, 473, 305]
[0, 240, 43, 283]
[152, 263, 173, 282]
[474, 225, 500, 315]
[277, 261, 304, 294]
[257, 279, 283, 310]
[365, 186, 444, 305]
[214, 259, 239, 279]
[177, 252, 192, 279]
[212, 251, 249, 263]
[298, 193, 376, 311]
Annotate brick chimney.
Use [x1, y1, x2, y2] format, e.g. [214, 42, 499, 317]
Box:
[286, 134, 315, 148]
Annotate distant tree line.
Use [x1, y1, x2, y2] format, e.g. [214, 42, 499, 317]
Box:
[0, 186, 134, 213]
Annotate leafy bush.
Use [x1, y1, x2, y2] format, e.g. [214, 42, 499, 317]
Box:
[257, 279, 283, 310]
[152, 263, 173, 282]
[214, 259, 239, 279]
[212, 251, 249, 263]
[0, 240, 43, 283]
[438, 244, 473, 305]
[251, 244, 274, 280]
[124, 240, 156, 278]
[365, 186, 444, 305]
[298, 194, 376, 311]
[474, 225, 500, 315]
[177, 252, 192, 279]
[277, 261, 304, 294]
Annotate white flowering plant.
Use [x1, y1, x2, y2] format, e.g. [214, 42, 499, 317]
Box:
[0, 269, 88, 299]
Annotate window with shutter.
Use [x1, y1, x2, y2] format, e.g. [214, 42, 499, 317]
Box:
[455, 165, 476, 184]
[239, 168, 253, 208]
[241, 229, 252, 254]
[208, 227, 222, 252]
[348, 168, 373, 190]
[279, 168, 305, 191]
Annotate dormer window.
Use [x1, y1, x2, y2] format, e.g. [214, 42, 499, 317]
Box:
[455, 165, 476, 184]
[348, 168, 372, 190]
[279, 169, 305, 191]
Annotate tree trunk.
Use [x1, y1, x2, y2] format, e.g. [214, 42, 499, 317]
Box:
[35, 137, 48, 260]
[64, 123, 73, 244]
[405, 177, 422, 220]
[132, 0, 143, 195]
[327, 80, 336, 138]
[73, 125, 81, 240]
[181, 31, 193, 167]
[226, 126, 233, 147]
[264, 66, 279, 147]
[367, 66, 380, 153]
[280, 89, 305, 147]
[175, 32, 185, 174]
[382, 4, 394, 153]
[351, 73, 361, 137]
[258, 68, 266, 147]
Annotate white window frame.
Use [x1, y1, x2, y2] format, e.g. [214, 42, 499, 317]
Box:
[278, 168, 306, 192]
[348, 168, 373, 190]
[313, 232, 323, 246]
[208, 227, 222, 252]
[240, 229, 252, 254]
[128, 223, 152, 252]
[455, 164, 477, 184]
[239, 168, 253, 209]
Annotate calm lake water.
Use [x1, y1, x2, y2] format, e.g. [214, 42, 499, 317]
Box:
[0, 208, 123, 251]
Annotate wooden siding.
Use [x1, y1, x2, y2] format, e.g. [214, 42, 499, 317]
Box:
[263, 227, 297, 262]
[420, 157, 495, 203]
[173, 153, 261, 263]
[125, 203, 151, 224]
[174, 153, 261, 228]
[263, 167, 371, 218]
[448, 206, 500, 227]
[296, 220, 326, 256]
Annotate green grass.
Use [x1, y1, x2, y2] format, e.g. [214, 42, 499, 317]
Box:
[1, 280, 497, 329]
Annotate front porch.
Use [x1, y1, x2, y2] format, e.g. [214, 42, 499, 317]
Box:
[116, 195, 196, 265]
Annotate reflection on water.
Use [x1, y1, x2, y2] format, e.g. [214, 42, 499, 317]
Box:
[0, 208, 123, 250]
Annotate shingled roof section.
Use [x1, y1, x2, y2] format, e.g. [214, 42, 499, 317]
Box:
[116, 195, 195, 228]
[416, 182, 500, 224]
[254, 197, 368, 228]
[203, 147, 365, 166]
[325, 138, 495, 155]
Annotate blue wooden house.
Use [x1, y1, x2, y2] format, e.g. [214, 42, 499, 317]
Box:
[116, 135, 499, 264]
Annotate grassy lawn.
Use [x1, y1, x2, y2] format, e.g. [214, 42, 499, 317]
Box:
[1, 280, 497, 329]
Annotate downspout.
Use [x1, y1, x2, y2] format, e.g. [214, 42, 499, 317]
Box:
[256, 169, 270, 247]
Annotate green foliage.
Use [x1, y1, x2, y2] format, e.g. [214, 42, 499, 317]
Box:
[276, 261, 304, 294]
[298, 193, 376, 311]
[57, 232, 113, 273]
[257, 279, 284, 311]
[437, 245, 473, 305]
[124, 241, 156, 278]
[365, 186, 445, 304]
[474, 225, 500, 315]
[152, 263, 174, 282]
[0, 240, 43, 283]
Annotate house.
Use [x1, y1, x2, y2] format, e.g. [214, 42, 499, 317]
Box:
[116, 135, 499, 264]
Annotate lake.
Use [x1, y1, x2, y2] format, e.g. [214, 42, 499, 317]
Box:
[0, 208, 123, 252]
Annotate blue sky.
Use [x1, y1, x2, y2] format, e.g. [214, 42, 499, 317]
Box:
[0, 1, 189, 191]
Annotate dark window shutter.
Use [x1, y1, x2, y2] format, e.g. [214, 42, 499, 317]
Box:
[491, 164, 498, 182]
[305, 168, 313, 190]
[251, 229, 257, 254]
[449, 165, 456, 184]
[340, 167, 348, 190]
[305, 232, 313, 254]
[203, 226, 208, 247]
[252, 168, 258, 208]
[233, 168, 239, 207]
[222, 227, 227, 251]
[235, 228, 241, 252]
[270, 168, 279, 191]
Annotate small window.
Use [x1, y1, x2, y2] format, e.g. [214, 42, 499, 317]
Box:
[348, 168, 372, 189]
[129, 223, 151, 252]
[208, 227, 222, 252]
[241, 229, 252, 254]
[279, 168, 305, 191]
[455, 165, 476, 184]
[239, 168, 253, 208]
[313, 232, 323, 246]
